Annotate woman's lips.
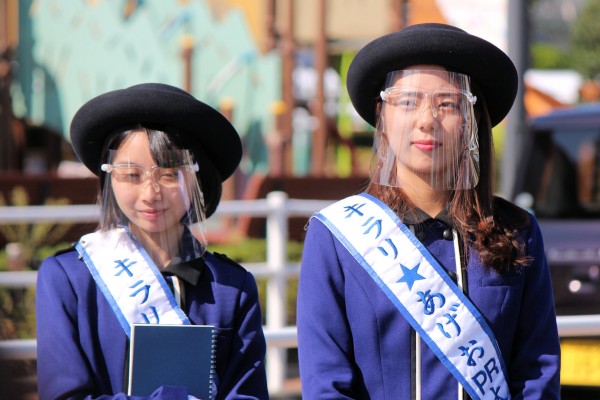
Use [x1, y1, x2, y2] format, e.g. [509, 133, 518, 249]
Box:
[412, 140, 440, 151]
[139, 209, 164, 219]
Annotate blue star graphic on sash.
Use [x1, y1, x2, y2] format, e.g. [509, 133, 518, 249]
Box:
[397, 263, 426, 290]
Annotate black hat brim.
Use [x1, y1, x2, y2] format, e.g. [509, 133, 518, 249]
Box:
[69, 83, 242, 182]
[347, 23, 518, 127]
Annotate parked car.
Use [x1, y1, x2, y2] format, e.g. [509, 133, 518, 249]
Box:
[512, 103, 600, 398]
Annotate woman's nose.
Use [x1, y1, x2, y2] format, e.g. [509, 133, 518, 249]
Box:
[417, 98, 437, 128]
[142, 174, 161, 194]
[420, 94, 438, 118]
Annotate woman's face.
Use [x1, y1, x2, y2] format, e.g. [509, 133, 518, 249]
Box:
[379, 66, 475, 189]
[109, 130, 188, 235]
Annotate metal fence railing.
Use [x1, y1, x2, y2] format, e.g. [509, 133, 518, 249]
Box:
[0, 191, 330, 395]
[1, 191, 600, 396]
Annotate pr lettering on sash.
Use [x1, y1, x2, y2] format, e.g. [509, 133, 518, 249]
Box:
[316, 194, 511, 400]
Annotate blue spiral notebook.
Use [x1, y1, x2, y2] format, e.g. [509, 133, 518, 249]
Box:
[126, 324, 216, 399]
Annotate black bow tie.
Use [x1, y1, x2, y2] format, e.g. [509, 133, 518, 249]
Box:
[162, 258, 204, 286]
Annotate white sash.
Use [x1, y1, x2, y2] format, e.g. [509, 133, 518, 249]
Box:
[316, 193, 511, 400]
[76, 228, 190, 337]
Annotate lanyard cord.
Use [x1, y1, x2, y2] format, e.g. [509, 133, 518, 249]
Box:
[172, 275, 183, 309]
[408, 226, 422, 400]
[411, 226, 467, 400]
[453, 229, 465, 400]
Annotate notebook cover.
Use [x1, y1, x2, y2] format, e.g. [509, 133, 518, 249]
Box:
[126, 324, 216, 399]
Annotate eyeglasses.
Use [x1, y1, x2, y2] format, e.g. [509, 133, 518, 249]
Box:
[380, 87, 477, 117]
[101, 163, 199, 190]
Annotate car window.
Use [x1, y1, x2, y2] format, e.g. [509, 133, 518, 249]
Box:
[515, 127, 600, 219]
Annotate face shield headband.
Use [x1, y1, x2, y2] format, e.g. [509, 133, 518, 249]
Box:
[100, 148, 207, 262]
[371, 69, 480, 191]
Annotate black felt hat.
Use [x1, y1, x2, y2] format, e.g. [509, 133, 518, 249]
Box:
[70, 83, 242, 182]
[347, 23, 518, 128]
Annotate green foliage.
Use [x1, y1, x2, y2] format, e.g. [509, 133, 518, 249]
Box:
[0, 186, 77, 340]
[209, 238, 304, 325]
[530, 43, 572, 69]
[570, 0, 600, 79]
[0, 287, 36, 340]
[0, 186, 74, 269]
[209, 238, 304, 263]
[0, 243, 73, 273]
[0, 241, 47, 339]
[492, 123, 506, 190]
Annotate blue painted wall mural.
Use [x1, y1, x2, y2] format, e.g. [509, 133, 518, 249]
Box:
[12, 0, 281, 174]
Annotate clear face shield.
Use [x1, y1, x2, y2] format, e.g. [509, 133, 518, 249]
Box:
[100, 141, 207, 265]
[372, 69, 479, 190]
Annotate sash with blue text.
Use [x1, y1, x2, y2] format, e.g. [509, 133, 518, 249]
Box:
[76, 227, 190, 337]
[315, 193, 511, 400]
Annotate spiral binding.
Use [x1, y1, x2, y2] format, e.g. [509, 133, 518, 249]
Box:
[208, 328, 217, 400]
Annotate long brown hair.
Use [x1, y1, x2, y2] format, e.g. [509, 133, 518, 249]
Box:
[366, 88, 531, 273]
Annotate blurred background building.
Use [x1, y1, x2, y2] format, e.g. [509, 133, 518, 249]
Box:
[0, 0, 594, 211]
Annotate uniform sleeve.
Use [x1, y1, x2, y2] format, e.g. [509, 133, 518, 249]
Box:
[36, 256, 192, 400]
[297, 218, 359, 400]
[509, 216, 561, 399]
[216, 270, 269, 400]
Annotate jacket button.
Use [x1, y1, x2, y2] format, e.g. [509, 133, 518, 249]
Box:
[443, 229, 453, 240]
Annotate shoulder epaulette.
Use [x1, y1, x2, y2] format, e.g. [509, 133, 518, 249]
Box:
[211, 252, 246, 271]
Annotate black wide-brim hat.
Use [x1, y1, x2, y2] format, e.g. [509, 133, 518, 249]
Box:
[70, 83, 242, 182]
[347, 23, 518, 128]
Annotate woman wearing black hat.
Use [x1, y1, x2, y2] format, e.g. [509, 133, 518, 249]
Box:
[297, 24, 560, 399]
[36, 83, 269, 399]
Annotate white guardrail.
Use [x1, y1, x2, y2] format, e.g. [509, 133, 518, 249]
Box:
[1, 191, 600, 396]
[0, 191, 329, 395]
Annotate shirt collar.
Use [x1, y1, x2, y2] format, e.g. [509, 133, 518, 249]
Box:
[401, 207, 453, 227]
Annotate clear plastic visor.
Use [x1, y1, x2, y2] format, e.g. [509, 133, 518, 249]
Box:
[372, 69, 479, 190]
[100, 147, 207, 266]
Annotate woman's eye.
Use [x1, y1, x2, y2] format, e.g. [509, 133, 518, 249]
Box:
[113, 168, 143, 182]
[438, 100, 459, 109]
[123, 170, 142, 177]
[435, 93, 464, 112]
[393, 96, 418, 108]
[124, 174, 142, 183]
[159, 168, 180, 181]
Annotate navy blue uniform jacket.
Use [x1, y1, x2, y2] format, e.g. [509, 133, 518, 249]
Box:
[297, 199, 561, 399]
[36, 249, 268, 400]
